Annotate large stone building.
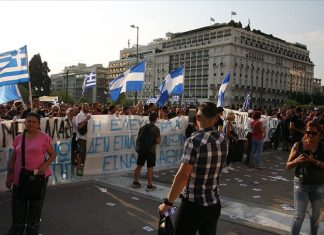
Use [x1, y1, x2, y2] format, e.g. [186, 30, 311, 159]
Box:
[50, 63, 108, 104]
[108, 21, 317, 108]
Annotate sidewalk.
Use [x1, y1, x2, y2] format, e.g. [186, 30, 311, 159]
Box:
[88, 148, 324, 235]
[2, 148, 323, 234]
[92, 174, 321, 235]
[0, 181, 282, 235]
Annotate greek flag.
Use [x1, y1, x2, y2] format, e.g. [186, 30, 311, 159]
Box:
[172, 96, 179, 102]
[82, 72, 96, 95]
[109, 61, 146, 102]
[0, 46, 29, 86]
[217, 72, 231, 107]
[156, 66, 184, 107]
[0, 84, 22, 104]
[242, 93, 251, 112]
[146, 96, 157, 105]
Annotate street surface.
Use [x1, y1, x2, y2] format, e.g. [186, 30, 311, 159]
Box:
[1, 181, 279, 235]
[1, 149, 323, 234]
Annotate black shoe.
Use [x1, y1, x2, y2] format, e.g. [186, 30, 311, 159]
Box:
[131, 181, 141, 188]
[146, 185, 157, 192]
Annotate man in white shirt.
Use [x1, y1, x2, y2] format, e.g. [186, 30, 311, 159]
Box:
[76, 103, 91, 176]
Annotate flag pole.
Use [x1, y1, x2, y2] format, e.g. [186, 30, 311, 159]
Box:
[25, 46, 33, 110]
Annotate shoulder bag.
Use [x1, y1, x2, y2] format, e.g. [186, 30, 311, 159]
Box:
[17, 131, 46, 200]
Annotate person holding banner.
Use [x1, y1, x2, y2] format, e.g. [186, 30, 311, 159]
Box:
[66, 108, 78, 167]
[223, 112, 238, 172]
[5, 112, 56, 235]
[76, 103, 91, 176]
[21, 95, 46, 119]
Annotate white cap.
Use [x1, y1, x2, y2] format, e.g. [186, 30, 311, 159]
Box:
[247, 109, 254, 114]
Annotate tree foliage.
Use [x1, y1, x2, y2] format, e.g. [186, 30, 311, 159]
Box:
[28, 54, 51, 96]
[78, 96, 89, 104]
[17, 84, 29, 102]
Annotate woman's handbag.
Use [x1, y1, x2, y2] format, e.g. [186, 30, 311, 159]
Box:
[17, 131, 46, 200]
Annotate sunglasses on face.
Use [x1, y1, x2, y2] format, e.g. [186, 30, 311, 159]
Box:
[305, 131, 318, 136]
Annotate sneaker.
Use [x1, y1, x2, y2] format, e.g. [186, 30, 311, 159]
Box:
[131, 181, 141, 188]
[254, 166, 266, 170]
[227, 166, 235, 171]
[146, 185, 157, 192]
[222, 167, 229, 173]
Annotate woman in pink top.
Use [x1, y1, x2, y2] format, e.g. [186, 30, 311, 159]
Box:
[249, 111, 266, 169]
[6, 112, 56, 235]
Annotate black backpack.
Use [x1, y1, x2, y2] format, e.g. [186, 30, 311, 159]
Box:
[136, 124, 154, 152]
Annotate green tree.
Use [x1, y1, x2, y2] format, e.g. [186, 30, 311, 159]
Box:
[17, 84, 30, 102]
[113, 93, 133, 106]
[28, 54, 51, 96]
[78, 96, 89, 103]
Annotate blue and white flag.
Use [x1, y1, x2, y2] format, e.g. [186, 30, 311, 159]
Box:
[172, 95, 179, 102]
[0, 46, 30, 86]
[109, 61, 146, 102]
[0, 84, 22, 104]
[156, 66, 185, 107]
[242, 93, 251, 112]
[217, 72, 231, 107]
[82, 72, 96, 95]
[146, 96, 157, 105]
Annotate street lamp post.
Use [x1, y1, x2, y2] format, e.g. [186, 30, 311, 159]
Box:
[303, 76, 306, 104]
[66, 70, 69, 100]
[251, 65, 254, 108]
[130, 24, 139, 104]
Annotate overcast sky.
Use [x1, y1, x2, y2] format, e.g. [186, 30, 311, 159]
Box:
[1, 1, 323, 84]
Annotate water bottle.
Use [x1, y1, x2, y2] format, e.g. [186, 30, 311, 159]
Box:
[164, 207, 177, 217]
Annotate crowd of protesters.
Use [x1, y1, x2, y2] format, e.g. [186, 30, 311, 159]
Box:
[1, 96, 324, 151]
[2, 96, 324, 234]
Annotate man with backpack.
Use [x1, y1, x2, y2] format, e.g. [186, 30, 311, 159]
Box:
[132, 112, 160, 191]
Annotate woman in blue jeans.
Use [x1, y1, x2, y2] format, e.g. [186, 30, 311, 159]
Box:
[286, 121, 324, 235]
[249, 111, 266, 169]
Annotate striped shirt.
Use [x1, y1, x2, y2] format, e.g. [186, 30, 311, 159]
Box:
[180, 126, 228, 206]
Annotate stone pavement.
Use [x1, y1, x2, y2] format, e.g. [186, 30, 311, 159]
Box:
[1, 148, 323, 234]
[0, 181, 281, 235]
[94, 148, 324, 235]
